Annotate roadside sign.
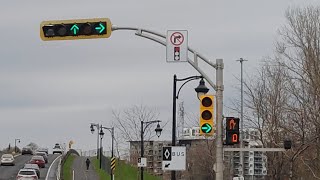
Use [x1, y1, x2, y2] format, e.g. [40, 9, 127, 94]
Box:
[166, 30, 188, 62]
[137, 157, 147, 167]
[162, 146, 186, 171]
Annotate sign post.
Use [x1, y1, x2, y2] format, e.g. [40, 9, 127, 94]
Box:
[162, 146, 186, 171]
[166, 30, 188, 62]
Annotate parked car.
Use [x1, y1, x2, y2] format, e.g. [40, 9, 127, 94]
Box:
[52, 143, 63, 154]
[23, 163, 40, 178]
[22, 146, 33, 155]
[29, 155, 45, 168]
[37, 148, 48, 155]
[16, 169, 38, 180]
[35, 151, 48, 163]
[0, 154, 15, 166]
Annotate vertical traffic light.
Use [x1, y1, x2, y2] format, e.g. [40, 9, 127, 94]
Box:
[40, 18, 112, 41]
[225, 117, 240, 145]
[199, 95, 214, 136]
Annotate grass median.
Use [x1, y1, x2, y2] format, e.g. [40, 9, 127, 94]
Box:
[93, 157, 161, 180]
[62, 154, 75, 180]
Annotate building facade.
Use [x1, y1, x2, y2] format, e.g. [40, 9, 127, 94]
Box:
[226, 129, 268, 180]
[129, 140, 171, 177]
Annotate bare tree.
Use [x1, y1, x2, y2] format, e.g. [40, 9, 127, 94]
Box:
[237, 6, 320, 179]
[111, 104, 168, 160]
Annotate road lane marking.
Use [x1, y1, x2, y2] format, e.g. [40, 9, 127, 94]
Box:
[45, 155, 62, 180]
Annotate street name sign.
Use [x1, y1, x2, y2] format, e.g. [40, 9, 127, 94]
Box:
[137, 157, 147, 167]
[162, 146, 186, 171]
[166, 30, 188, 62]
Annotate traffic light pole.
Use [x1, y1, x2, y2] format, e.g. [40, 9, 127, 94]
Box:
[112, 26, 224, 179]
[215, 59, 224, 180]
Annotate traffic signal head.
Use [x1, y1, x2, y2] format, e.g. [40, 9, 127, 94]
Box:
[225, 117, 240, 145]
[40, 18, 112, 41]
[199, 95, 214, 136]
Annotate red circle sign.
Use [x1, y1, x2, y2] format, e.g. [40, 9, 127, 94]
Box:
[170, 32, 184, 46]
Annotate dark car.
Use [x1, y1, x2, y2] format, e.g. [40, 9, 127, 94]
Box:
[35, 151, 48, 163]
[22, 147, 33, 155]
[24, 163, 40, 178]
[29, 155, 45, 168]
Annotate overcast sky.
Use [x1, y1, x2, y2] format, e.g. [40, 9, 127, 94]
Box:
[0, 0, 319, 153]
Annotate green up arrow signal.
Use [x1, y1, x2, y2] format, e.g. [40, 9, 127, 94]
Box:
[70, 24, 79, 35]
[95, 23, 105, 34]
[201, 123, 212, 133]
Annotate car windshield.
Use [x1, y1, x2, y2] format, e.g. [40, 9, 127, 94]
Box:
[24, 164, 39, 169]
[2, 154, 13, 158]
[54, 145, 61, 148]
[31, 156, 44, 160]
[19, 170, 35, 175]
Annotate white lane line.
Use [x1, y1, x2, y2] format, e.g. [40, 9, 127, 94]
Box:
[72, 169, 74, 180]
[45, 155, 62, 180]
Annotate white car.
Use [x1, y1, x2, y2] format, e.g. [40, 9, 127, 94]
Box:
[53, 143, 63, 154]
[0, 154, 15, 166]
[16, 169, 38, 180]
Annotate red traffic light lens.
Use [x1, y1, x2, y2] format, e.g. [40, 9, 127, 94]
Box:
[202, 97, 212, 107]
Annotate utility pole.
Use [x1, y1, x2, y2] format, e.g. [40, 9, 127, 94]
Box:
[236, 58, 247, 178]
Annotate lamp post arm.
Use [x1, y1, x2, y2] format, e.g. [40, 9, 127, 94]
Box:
[142, 120, 161, 133]
[176, 76, 202, 99]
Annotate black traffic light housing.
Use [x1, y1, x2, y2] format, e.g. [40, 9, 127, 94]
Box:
[40, 18, 112, 41]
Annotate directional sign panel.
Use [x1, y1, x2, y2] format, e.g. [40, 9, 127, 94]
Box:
[162, 146, 186, 171]
[137, 157, 147, 167]
[166, 30, 188, 62]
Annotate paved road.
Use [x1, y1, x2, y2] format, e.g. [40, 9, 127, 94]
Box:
[0, 154, 60, 180]
[73, 156, 99, 180]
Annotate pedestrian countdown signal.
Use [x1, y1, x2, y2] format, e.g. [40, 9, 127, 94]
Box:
[40, 18, 112, 41]
[225, 117, 240, 145]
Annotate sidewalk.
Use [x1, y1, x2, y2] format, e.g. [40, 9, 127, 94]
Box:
[72, 156, 99, 180]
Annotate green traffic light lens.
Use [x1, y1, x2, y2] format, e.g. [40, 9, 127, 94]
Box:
[201, 123, 212, 133]
[201, 110, 212, 120]
[202, 97, 212, 107]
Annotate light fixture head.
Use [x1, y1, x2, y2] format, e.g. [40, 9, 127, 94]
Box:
[195, 78, 209, 99]
[155, 123, 162, 138]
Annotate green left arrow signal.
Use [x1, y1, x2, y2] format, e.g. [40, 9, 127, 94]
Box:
[70, 24, 79, 35]
[201, 123, 212, 133]
[95, 23, 105, 34]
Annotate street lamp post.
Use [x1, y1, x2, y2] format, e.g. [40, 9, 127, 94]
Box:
[140, 120, 162, 180]
[172, 74, 209, 180]
[14, 139, 20, 153]
[99, 127, 105, 169]
[90, 123, 100, 159]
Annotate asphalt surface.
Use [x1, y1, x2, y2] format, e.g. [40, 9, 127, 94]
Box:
[0, 154, 60, 180]
[73, 156, 99, 180]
